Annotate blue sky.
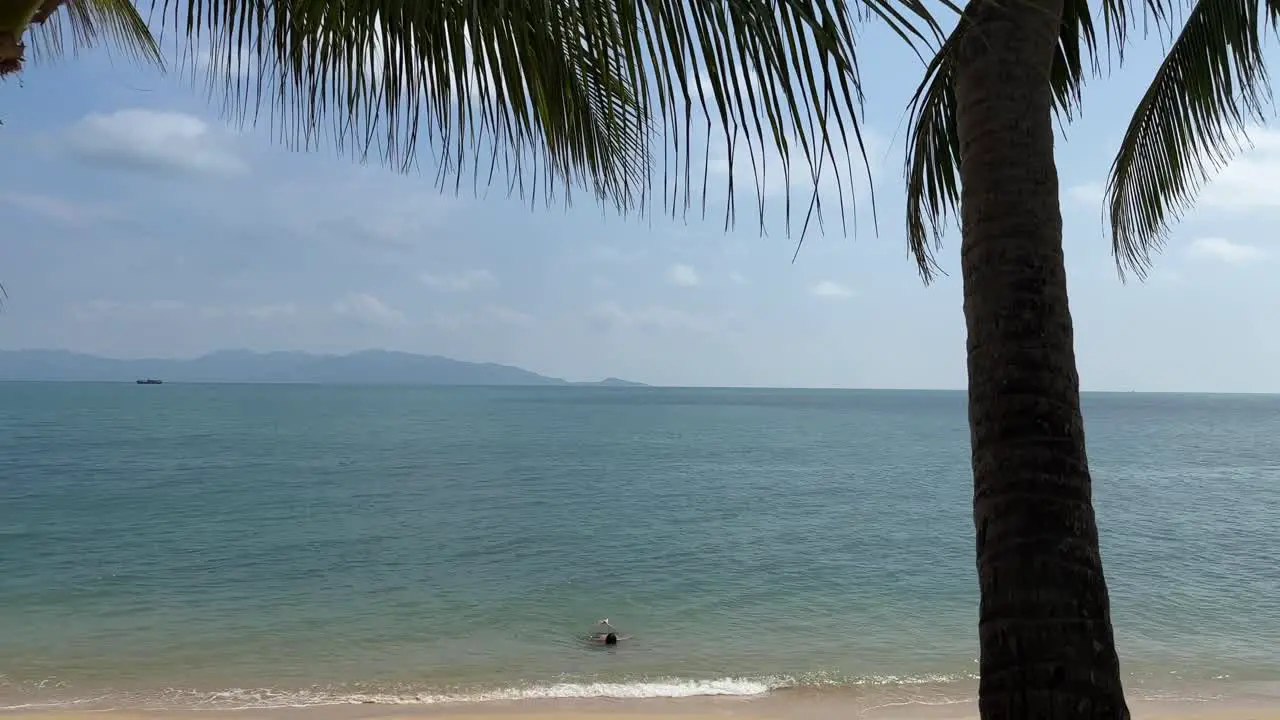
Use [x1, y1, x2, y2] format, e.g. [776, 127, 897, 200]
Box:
[1, 16, 1277, 391]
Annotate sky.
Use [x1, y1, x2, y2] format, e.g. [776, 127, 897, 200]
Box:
[1, 14, 1278, 392]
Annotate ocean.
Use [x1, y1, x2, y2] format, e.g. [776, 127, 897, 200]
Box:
[1, 384, 1277, 712]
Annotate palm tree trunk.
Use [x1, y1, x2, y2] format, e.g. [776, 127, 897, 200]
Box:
[952, 0, 1130, 717]
[0, 30, 22, 74]
[29, 0, 64, 24]
[0, 0, 65, 76]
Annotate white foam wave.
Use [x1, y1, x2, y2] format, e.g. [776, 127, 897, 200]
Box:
[0, 677, 776, 711]
[0, 672, 990, 712]
[322, 678, 776, 707]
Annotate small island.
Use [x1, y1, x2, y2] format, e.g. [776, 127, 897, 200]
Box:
[587, 377, 647, 387]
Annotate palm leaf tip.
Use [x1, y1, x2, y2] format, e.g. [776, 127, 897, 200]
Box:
[1105, 0, 1271, 281]
[903, 26, 961, 285]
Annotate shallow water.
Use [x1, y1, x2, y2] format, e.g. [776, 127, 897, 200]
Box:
[1, 385, 1277, 709]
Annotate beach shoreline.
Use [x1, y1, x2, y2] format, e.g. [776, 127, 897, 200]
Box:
[2, 693, 1280, 720]
[5, 682, 1280, 720]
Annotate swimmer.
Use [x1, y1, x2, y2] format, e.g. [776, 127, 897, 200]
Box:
[588, 618, 628, 645]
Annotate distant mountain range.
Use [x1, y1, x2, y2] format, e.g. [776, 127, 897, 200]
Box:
[0, 349, 647, 386]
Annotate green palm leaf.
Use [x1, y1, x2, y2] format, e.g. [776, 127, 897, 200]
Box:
[11, 0, 161, 71]
[1105, 0, 1273, 279]
[902, 30, 957, 282]
[173, 0, 946, 236]
[902, 0, 1170, 282]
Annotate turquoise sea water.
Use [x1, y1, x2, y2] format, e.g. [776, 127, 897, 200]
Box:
[1, 384, 1278, 710]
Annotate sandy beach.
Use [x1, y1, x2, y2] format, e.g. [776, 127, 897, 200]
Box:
[0, 708, 1277, 720]
[5, 692, 1280, 720]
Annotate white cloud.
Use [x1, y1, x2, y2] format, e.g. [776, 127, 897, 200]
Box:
[667, 263, 700, 287]
[728, 271, 749, 285]
[243, 303, 298, 320]
[332, 293, 405, 326]
[427, 305, 536, 332]
[248, 180, 457, 250]
[0, 191, 118, 226]
[420, 269, 496, 292]
[483, 305, 536, 329]
[195, 304, 301, 320]
[349, 194, 456, 247]
[811, 280, 854, 298]
[66, 109, 247, 176]
[1187, 237, 1264, 264]
[592, 246, 645, 264]
[1067, 182, 1104, 205]
[69, 299, 187, 321]
[586, 301, 711, 334]
[70, 300, 304, 322]
[1200, 129, 1280, 211]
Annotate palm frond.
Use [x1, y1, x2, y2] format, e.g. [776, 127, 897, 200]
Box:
[25, 0, 162, 69]
[1053, 0, 1099, 120]
[901, 0, 1172, 283]
[1097, 0, 1171, 66]
[1105, 0, 1270, 279]
[169, 0, 946, 236]
[902, 29, 958, 283]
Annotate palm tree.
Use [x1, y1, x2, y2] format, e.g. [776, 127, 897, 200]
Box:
[903, 0, 1279, 714]
[16, 0, 1253, 715]
[901, 2, 1132, 711]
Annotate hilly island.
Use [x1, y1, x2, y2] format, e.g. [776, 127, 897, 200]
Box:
[0, 349, 646, 386]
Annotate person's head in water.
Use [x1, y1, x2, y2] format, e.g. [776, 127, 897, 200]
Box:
[605, 632, 618, 645]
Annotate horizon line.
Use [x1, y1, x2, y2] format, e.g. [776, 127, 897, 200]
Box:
[0, 379, 1276, 397]
[3, 348, 1276, 396]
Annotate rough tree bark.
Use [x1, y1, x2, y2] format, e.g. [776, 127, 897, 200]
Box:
[953, 0, 1131, 716]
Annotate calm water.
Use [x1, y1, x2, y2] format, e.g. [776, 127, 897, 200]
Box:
[1, 384, 1278, 710]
